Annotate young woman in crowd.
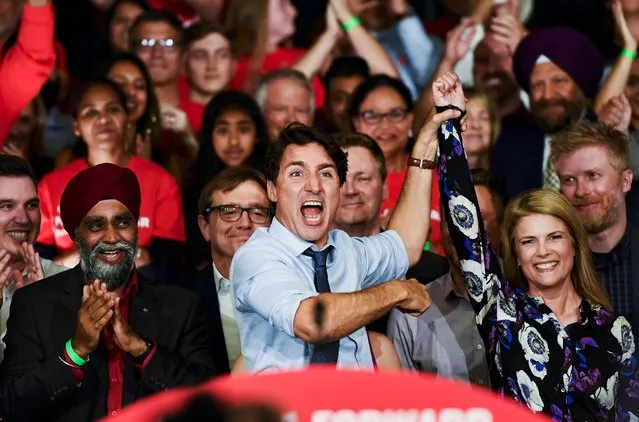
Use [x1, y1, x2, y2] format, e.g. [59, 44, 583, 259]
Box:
[105, 0, 149, 55]
[2, 96, 54, 180]
[349, 75, 443, 254]
[186, 90, 269, 269]
[56, 54, 194, 190]
[37, 78, 186, 284]
[433, 72, 638, 419]
[463, 87, 500, 171]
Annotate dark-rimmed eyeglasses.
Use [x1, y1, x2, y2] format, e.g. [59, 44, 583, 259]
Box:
[203, 205, 271, 224]
[359, 108, 408, 124]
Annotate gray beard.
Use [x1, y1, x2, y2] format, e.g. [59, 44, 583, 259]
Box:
[77, 239, 137, 291]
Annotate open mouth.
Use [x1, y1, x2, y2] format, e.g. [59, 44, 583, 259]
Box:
[534, 261, 558, 272]
[98, 249, 125, 264]
[300, 200, 323, 225]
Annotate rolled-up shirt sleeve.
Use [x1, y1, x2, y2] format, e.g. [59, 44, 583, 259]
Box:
[232, 250, 318, 338]
[354, 230, 409, 289]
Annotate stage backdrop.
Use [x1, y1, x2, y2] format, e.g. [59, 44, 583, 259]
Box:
[105, 367, 550, 422]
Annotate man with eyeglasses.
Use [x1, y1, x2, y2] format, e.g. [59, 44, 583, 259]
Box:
[189, 167, 272, 373]
[129, 10, 185, 109]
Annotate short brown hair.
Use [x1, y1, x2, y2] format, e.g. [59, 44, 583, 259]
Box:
[550, 121, 629, 172]
[198, 167, 268, 216]
[184, 21, 230, 52]
[263, 123, 348, 186]
[335, 132, 387, 182]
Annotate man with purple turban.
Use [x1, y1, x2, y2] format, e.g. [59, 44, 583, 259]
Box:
[0, 163, 217, 422]
[490, 26, 605, 198]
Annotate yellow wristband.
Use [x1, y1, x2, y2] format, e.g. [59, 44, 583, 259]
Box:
[342, 16, 361, 32]
[621, 48, 637, 60]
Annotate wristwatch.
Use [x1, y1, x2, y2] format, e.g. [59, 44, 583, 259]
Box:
[407, 156, 436, 169]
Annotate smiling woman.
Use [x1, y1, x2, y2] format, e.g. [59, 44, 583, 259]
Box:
[434, 72, 638, 419]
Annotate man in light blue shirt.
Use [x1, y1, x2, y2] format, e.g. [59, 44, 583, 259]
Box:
[231, 116, 449, 372]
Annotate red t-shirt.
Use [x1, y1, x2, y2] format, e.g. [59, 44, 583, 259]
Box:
[37, 156, 186, 253]
[230, 47, 325, 108]
[0, 3, 56, 144]
[179, 95, 206, 134]
[382, 166, 442, 254]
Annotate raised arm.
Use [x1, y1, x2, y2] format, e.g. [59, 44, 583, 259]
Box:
[0, 0, 56, 143]
[594, 0, 637, 113]
[331, 0, 398, 77]
[386, 102, 462, 266]
[413, 19, 476, 133]
[433, 72, 510, 312]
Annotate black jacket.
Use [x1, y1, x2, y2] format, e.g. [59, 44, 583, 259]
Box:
[0, 266, 218, 422]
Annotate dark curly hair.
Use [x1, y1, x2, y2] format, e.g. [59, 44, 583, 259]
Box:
[264, 123, 348, 186]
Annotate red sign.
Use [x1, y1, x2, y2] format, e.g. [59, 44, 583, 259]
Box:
[106, 367, 550, 422]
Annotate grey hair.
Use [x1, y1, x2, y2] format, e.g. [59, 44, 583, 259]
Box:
[254, 69, 315, 118]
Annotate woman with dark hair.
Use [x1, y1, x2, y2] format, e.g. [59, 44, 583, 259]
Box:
[37, 78, 185, 283]
[56, 53, 193, 189]
[104, 0, 149, 55]
[195, 90, 269, 190]
[348, 74, 443, 254]
[187, 90, 269, 269]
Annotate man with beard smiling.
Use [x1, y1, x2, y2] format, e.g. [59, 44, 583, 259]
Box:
[551, 121, 639, 336]
[490, 26, 605, 198]
[0, 163, 216, 421]
[231, 115, 455, 372]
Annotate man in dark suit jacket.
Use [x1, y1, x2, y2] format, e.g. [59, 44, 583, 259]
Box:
[491, 26, 605, 199]
[188, 167, 273, 373]
[0, 163, 216, 421]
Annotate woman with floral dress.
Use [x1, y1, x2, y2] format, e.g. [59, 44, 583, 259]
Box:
[431, 72, 639, 420]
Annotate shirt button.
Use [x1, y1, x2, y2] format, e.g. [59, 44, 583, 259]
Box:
[478, 380, 484, 385]
[111, 378, 118, 383]
[108, 345, 114, 350]
[111, 411, 117, 416]
[476, 344, 483, 350]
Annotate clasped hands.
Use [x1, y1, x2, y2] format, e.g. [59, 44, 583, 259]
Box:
[71, 281, 147, 360]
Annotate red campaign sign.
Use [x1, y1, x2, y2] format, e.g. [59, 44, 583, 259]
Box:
[106, 367, 550, 422]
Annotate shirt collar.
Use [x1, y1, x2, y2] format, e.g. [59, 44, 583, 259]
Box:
[268, 217, 336, 257]
[212, 263, 230, 293]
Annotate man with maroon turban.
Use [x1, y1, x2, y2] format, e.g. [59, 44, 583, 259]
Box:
[490, 26, 605, 198]
[0, 163, 217, 422]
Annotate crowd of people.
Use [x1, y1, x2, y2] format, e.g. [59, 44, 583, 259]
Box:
[0, 0, 638, 420]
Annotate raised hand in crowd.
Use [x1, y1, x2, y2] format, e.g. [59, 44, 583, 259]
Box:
[488, 2, 528, 54]
[70, 281, 115, 359]
[443, 19, 478, 70]
[594, 0, 638, 112]
[598, 93, 632, 134]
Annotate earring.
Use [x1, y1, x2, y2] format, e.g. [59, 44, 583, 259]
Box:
[408, 129, 414, 139]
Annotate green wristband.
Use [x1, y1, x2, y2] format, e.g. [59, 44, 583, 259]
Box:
[342, 16, 361, 32]
[65, 339, 88, 366]
[621, 48, 637, 60]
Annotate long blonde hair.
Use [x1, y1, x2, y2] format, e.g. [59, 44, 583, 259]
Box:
[501, 189, 612, 310]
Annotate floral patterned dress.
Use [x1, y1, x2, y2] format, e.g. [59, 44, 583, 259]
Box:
[436, 115, 639, 420]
